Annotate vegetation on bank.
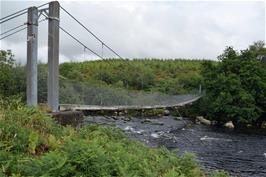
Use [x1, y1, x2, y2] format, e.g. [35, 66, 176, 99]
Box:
[0, 51, 206, 102]
[0, 98, 229, 177]
[60, 59, 205, 94]
[0, 50, 207, 105]
[198, 41, 266, 127]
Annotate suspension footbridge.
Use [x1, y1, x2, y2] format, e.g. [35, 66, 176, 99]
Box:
[1, 1, 202, 113]
[59, 96, 202, 111]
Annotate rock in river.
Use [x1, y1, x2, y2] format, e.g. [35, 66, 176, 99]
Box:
[261, 121, 266, 129]
[196, 116, 211, 125]
[164, 110, 170, 116]
[224, 121, 234, 129]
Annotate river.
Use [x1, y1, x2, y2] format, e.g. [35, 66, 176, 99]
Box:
[84, 116, 266, 177]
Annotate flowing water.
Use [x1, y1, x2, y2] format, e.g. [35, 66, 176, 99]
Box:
[84, 116, 266, 177]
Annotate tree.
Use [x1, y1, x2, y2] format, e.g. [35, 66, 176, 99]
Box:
[249, 41, 266, 63]
[0, 50, 26, 98]
[202, 43, 266, 126]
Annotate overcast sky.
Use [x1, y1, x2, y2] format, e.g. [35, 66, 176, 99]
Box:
[0, 0, 265, 63]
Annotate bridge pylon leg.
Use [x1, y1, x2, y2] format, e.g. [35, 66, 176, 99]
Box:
[26, 6, 38, 106]
[47, 1, 60, 112]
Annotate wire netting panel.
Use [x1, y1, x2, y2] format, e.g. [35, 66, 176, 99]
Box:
[59, 79, 201, 106]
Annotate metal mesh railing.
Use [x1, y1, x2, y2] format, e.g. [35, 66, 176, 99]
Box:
[59, 79, 201, 107]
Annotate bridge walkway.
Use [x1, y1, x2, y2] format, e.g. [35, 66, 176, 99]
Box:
[59, 96, 201, 111]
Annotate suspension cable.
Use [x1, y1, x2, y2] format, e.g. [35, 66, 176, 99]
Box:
[60, 5, 123, 59]
[37, 2, 49, 9]
[84, 47, 86, 60]
[0, 2, 49, 24]
[101, 42, 104, 58]
[100, 43, 104, 105]
[0, 18, 47, 40]
[0, 27, 27, 40]
[59, 26, 104, 59]
[41, 13, 104, 59]
[0, 8, 27, 22]
[0, 23, 26, 36]
[0, 11, 27, 24]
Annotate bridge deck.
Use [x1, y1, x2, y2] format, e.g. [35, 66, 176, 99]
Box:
[59, 96, 201, 111]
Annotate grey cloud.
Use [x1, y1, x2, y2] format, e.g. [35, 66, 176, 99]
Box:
[0, 1, 265, 63]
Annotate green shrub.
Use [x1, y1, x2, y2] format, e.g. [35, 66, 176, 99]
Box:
[211, 171, 231, 177]
[202, 43, 266, 126]
[0, 50, 26, 100]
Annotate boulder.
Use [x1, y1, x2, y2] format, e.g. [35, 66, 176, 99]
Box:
[141, 119, 164, 125]
[196, 116, 211, 125]
[211, 120, 218, 125]
[261, 121, 266, 129]
[224, 121, 234, 129]
[164, 110, 170, 116]
[151, 121, 164, 126]
[121, 116, 130, 121]
[175, 117, 183, 121]
[141, 119, 152, 123]
[111, 116, 119, 120]
[246, 124, 252, 128]
[51, 111, 84, 128]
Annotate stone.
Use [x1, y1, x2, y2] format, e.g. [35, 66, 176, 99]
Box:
[141, 119, 152, 123]
[164, 110, 170, 116]
[196, 116, 211, 125]
[211, 120, 218, 125]
[141, 119, 164, 125]
[122, 117, 130, 121]
[175, 117, 183, 121]
[51, 111, 84, 128]
[151, 121, 164, 126]
[224, 121, 234, 129]
[261, 121, 266, 129]
[111, 116, 118, 120]
[246, 124, 252, 128]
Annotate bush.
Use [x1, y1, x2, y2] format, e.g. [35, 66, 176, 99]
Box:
[0, 50, 26, 98]
[202, 43, 266, 126]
